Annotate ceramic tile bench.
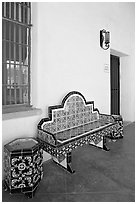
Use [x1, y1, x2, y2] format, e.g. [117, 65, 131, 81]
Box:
[37, 91, 123, 173]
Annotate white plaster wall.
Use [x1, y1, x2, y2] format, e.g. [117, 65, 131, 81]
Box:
[32, 2, 111, 115]
[2, 115, 40, 146]
[2, 2, 135, 176]
[31, 2, 135, 120]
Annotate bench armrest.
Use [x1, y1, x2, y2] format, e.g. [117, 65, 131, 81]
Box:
[37, 128, 57, 146]
[111, 114, 123, 122]
[99, 114, 115, 122]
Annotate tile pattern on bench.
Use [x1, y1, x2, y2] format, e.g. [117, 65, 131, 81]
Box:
[37, 92, 123, 160]
[39, 121, 123, 160]
[55, 120, 110, 141]
[42, 94, 99, 135]
[38, 92, 123, 144]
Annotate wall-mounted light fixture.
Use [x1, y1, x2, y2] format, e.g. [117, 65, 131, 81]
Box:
[100, 29, 110, 50]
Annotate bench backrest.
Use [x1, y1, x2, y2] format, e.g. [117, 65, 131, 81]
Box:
[39, 91, 99, 134]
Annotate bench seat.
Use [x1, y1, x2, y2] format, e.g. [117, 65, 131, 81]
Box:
[56, 120, 112, 143]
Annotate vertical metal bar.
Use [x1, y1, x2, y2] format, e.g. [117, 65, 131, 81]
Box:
[4, 2, 6, 17]
[9, 23, 12, 104]
[2, 85, 5, 105]
[11, 22, 14, 42]
[16, 3, 19, 21]
[24, 4, 27, 24]
[14, 23, 17, 104]
[19, 25, 22, 104]
[29, 3, 31, 25]
[26, 28, 29, 46]
[23, 4, 25, 24]
[3, 20, 7, 105]
[22, 24, 24, 45]
[19, 3, 21, 22]
[9, 2, 11, 19]
[6, 2, 9, 18]
[27, 4, 30, 25]
[14, 2, 16, 20]
[19, 25, 22, 63]
[21, 3, 23, 23]
[11, 2, 14, 19]
[28, 4, 31, 105]
[2, 2, 4, 17]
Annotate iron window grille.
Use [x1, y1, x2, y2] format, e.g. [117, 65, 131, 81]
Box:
[2, 2, 31, 110]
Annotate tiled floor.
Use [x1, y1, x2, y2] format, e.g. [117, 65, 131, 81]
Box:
[2, 122, 135, 202]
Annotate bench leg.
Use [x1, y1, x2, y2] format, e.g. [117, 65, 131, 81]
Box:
[52, 152, 75, 174]
[89, 137, 110, 151]
[3, 180, 8, 192]
[103, 137, 110, 151]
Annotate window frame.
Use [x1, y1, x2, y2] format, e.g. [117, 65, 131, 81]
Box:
[2, 2, 32, 113]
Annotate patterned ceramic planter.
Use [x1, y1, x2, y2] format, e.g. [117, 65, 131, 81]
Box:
[4, 137, 43, 198]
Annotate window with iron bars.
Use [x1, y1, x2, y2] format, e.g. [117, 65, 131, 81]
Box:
[2, 2, 31, 112]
